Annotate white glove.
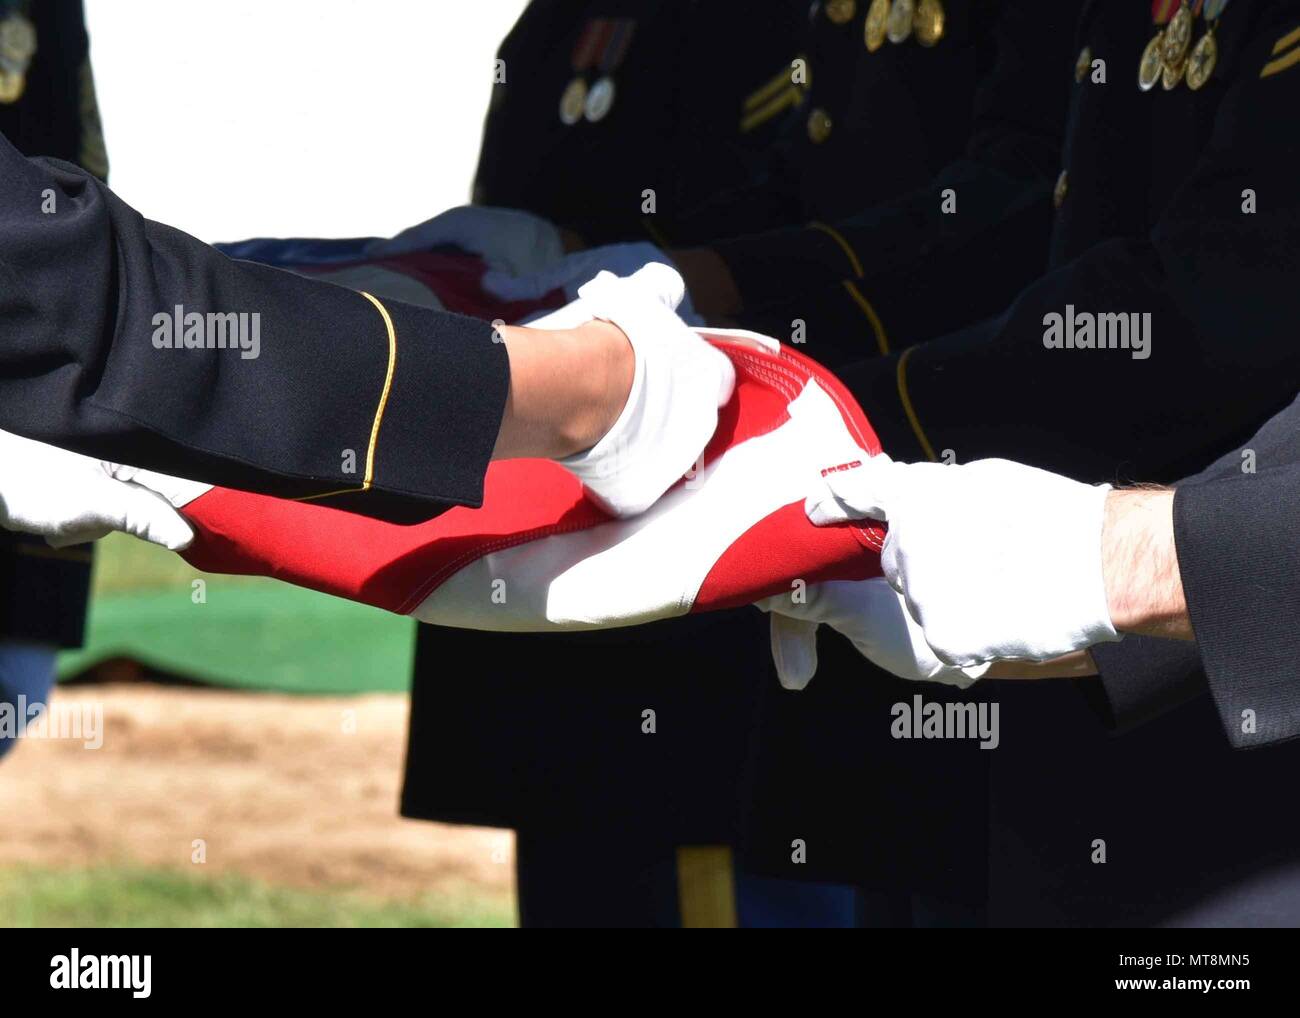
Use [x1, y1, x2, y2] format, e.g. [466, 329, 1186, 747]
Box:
[806, 455, 1119, 667]
[483, 242, 704, 326]
[364, 205, 565, 276]
[758, 578, 988, 690]
[528, 264, 734, 518]
[0, 429, 194, 550]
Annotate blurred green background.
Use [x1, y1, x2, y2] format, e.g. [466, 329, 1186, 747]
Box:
[57, 534, 416, 694]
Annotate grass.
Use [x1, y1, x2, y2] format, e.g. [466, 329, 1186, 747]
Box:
[0, 864, 513, 928]
[57, 533, 418, 695]
[27, 542, 507, 928]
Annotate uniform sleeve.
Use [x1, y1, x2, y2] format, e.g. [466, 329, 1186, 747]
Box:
[1054, 383, 1300, 747]
[1088, 457, 1300, 748]
[0, 136, 510, 523]
[1088, 637, 1207, 733]
[712, 0, 1081, 360]
[836, 12, 1300, 482]
[1168, 461, 1300, 748]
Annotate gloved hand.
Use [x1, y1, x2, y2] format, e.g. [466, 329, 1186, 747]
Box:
[805, 454, 1119, 666]
[529, 264, 733, 517]
[364, 205, 565, 276]
[758, 577, 988, 690]
[0, 429, 194, 550]
[483, 242, 704, 326]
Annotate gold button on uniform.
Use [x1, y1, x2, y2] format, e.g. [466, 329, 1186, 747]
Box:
[1075, 46, 1092, 83]
[807, 107, 833, 143]
[1053, 169, 1069, 209]
[825, 0, 856, 25]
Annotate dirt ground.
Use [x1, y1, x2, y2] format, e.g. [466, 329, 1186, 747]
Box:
[0, 684, 515, 911]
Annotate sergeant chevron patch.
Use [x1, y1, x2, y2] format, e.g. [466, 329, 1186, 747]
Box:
[1261, 24, 1300, 77]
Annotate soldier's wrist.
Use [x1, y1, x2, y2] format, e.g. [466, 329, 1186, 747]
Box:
[1101, 489, 1191, 639]
[492, 322, 632, 460]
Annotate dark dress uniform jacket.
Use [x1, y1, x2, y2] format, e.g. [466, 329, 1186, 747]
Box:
[473, 0, 805, 246]
[1, 143, 510, 522]
[744, 0, 1300, 925]
[398, 1, 1081, 858]
[684, 0, 1084, 365]
[1094, 391, 1300, 749]
[402, 0, 805, 849]
[994, 390, 1300, 928]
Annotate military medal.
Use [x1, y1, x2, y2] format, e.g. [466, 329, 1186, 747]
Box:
[864, 0, 889, 51]
[1139, 0, 1179, 91]
[560, 18, 602, 125]
[0, 9, 35, 65]
[1138, 31, 1165, 90]
[1162, 0, 1195, 65]
[1161, 54, 1186, 90]
[584, 76, 616, 122]
[1160, 0, 1196, 89]
[825, 0, 856, 26]
[1185, 34, 1216, 89]
[1151, 0, 1181, 24]
[559, 78, 587, 125]
[886, 0, 915, 44]
[914, 0, 945, 47]
[583, 17, 634, 123]
[0, 8, 37, 106]
[1187, 0, 1229, 91]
